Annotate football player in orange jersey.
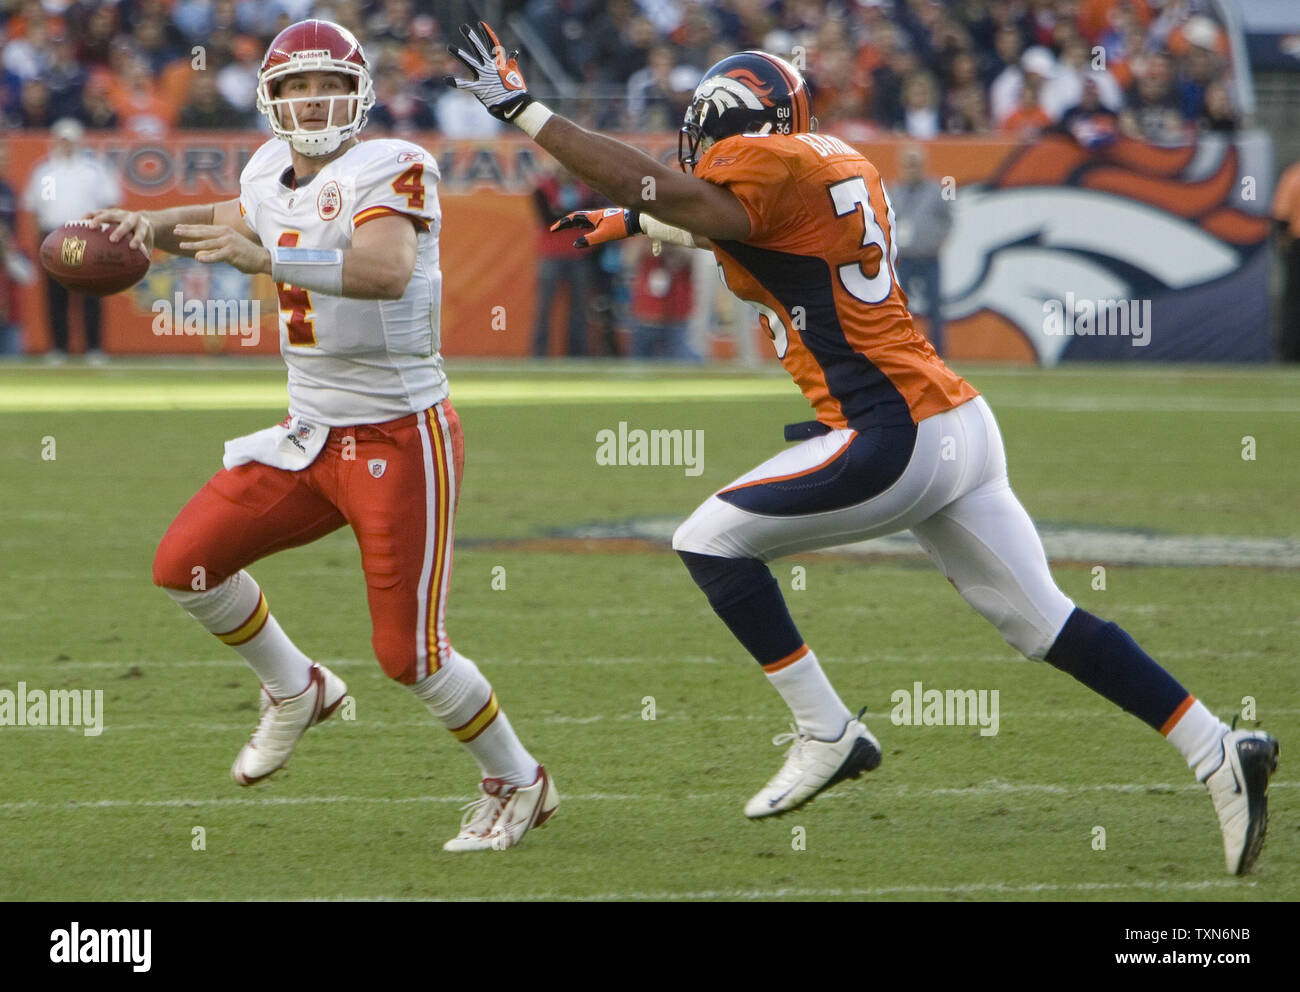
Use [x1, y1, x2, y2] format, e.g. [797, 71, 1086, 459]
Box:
[449, 23, 1277, 873]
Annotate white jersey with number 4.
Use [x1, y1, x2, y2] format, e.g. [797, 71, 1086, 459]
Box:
[239, 137, 446, 426]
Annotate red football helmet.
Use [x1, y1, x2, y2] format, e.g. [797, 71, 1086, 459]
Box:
[256, 19, 375, 157]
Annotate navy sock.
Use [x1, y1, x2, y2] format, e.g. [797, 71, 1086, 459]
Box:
[1044, 607, 1189, 732]
[677, 551, 803, 665]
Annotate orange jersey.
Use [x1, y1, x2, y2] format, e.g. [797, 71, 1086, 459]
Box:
[697, 132, 978, 429]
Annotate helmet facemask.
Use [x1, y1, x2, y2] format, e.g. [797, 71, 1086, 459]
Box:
[257, 57, 375, 157]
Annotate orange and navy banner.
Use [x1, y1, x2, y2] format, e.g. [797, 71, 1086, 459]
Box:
[3, 130, 1272, 362]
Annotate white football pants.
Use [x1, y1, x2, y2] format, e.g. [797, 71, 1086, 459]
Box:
[672, 396, 1076, 660]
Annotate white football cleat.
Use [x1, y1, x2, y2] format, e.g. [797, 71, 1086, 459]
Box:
[1197, 728, 1279, 875]
[443, 765, 559, 852]
[745, 715, 882, 818]
[231, 663, 347, 786]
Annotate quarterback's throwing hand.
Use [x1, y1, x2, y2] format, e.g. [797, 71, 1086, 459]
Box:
[175, 225, 271, 274]
[444, 21, 533, 123]
[551, 208, 642, 249]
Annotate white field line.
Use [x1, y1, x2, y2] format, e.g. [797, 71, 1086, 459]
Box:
[0, 646, 1277, 670]
[301, 879, 1257, 901]
[0, 780, 1292, 813]
[13, 707, 1300, 734]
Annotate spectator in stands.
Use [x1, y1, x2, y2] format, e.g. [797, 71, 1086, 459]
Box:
[1120, 53, 1186, 143]
[900, 70, 942, 138]
[110, 52, 177, 137]
[42, 29, 88, 121]
[531, 164, 599, 357]
[991, 45, 1056, 128]
[216, 36, 262, 116]
[366, 0, 414, 45]
[21, 119, 121, 364]
[943, 50, 989, 133]
[1059, 75, 1121, 148]
[999, 74, 1053, 139]
[15, 78, 56, 128]
[76, 4, 120, 67]
[870, 27, 921, 129]
[78, 77, 120, 130]
[132, 13, 184, 75]
[2, 7, 51, 84]
[628, 240, 696, 361]
[0, 139, 16, 234]
[627, 44, 694, 133]
[891, 144, 952, 356]
[1273, 159, 1300, 362]
[672, 2, 721, 70]
[0, 139, 31, 357]
[983, 22, 1026, 88]
[179, 71, 252, 130]
[1197, 79, 1237, 133]
[1042, 37, 1123, 121]
[809, 40, 868, 130]
[369, 64, 437, 135]
[1172, 15, 1225, 123]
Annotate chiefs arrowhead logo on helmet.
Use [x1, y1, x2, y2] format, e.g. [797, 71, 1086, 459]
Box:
[679, 51, 816, 172]
[256, 19, 377, 158]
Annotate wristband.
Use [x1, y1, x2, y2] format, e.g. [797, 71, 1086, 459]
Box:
[271, 247, 344, 296]
[512, 101, 554, 139]
[639, 214, 696, 247]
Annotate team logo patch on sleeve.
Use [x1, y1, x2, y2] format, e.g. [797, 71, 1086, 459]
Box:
[317, 180, 342, 221]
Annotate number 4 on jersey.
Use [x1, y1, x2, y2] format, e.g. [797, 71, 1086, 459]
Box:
[275, 231, 317, 346]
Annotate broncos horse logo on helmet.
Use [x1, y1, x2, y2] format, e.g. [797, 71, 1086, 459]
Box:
[678, 51, 817, 171]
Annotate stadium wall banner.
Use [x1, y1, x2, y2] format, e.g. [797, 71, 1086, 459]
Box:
[7, 130, 1272, 363]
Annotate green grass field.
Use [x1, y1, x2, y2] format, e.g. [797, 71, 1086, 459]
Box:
[0, 361, 1296, 901]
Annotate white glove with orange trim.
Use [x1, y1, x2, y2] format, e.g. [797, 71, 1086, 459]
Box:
[444, 21, 551, 136]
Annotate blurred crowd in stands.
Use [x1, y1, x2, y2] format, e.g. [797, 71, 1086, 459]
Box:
[0, 0, 1261, 360]
[0, 0, 1244, 142]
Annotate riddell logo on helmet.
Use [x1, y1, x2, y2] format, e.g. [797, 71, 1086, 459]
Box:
[725, 68, 775, 106]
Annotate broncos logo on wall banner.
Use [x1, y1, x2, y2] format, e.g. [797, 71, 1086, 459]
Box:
[940, 133, 1273, 364]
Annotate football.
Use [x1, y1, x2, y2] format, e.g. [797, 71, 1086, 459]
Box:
[39, 220, 151, 296]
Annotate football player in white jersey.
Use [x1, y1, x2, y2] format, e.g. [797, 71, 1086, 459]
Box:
[88, 19, 557, 852]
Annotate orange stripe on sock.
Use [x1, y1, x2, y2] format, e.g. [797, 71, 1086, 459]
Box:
[763, 645, 810, 674]
[217, 592, 269, 646]
[1159, 694, 1196, 736]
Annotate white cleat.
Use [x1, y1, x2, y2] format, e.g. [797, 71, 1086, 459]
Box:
[231, 663, 348, 786]
[443, 765, 559, 852]
[1197, 728, 1279, 875]
[745, 716, 882, 819]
